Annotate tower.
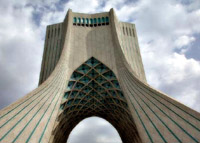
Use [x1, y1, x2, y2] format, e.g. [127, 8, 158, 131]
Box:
[0, 8, 200, 143]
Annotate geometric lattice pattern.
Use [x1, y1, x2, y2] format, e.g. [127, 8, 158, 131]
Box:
[60, 57, 128, 113]
[53, 57, 142, 143]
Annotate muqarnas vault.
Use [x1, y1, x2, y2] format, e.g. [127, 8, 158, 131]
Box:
[0, 9, 200, 143]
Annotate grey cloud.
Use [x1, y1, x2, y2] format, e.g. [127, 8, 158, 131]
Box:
[67, 117, 122, 143]
[0, 1, 43, 109]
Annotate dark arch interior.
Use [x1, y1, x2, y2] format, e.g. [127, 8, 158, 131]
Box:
[52, 57, 142, 143]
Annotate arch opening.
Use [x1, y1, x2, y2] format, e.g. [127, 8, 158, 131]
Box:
[52, 57, 142, 143]
[67, 116, 122, 143]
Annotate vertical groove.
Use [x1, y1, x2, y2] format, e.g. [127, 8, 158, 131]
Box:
[123, 68, 199, 142]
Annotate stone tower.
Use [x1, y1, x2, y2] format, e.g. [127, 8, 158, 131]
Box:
[0, 9, 200, 143]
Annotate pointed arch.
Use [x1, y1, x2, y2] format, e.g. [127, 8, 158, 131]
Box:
[52, 57, 142, 143]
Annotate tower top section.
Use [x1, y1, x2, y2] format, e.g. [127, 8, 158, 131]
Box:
[48, 8, 135, 28]
[40, 8, 146, 85]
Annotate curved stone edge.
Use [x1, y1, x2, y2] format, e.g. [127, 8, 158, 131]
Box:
[110, 8, 200, 143]
[0, 9, 73, 143]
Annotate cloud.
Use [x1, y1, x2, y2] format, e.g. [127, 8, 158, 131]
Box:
[127, 0, 200, 112]
[155, 53, 200, 111]
[175, 35, 195, 48]
[67, 117, 121, 143]
[64, 0, 99, 13]
[0, 0, 43, 109]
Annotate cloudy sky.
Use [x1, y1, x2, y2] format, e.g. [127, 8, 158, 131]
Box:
[0, 0, 200, 142]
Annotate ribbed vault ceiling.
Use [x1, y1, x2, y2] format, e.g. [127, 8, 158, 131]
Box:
[53, 57, 141, 143]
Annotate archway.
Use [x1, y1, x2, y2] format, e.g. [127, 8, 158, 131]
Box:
[53, 57, 141, 143]
[67, 117, 122, 143]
